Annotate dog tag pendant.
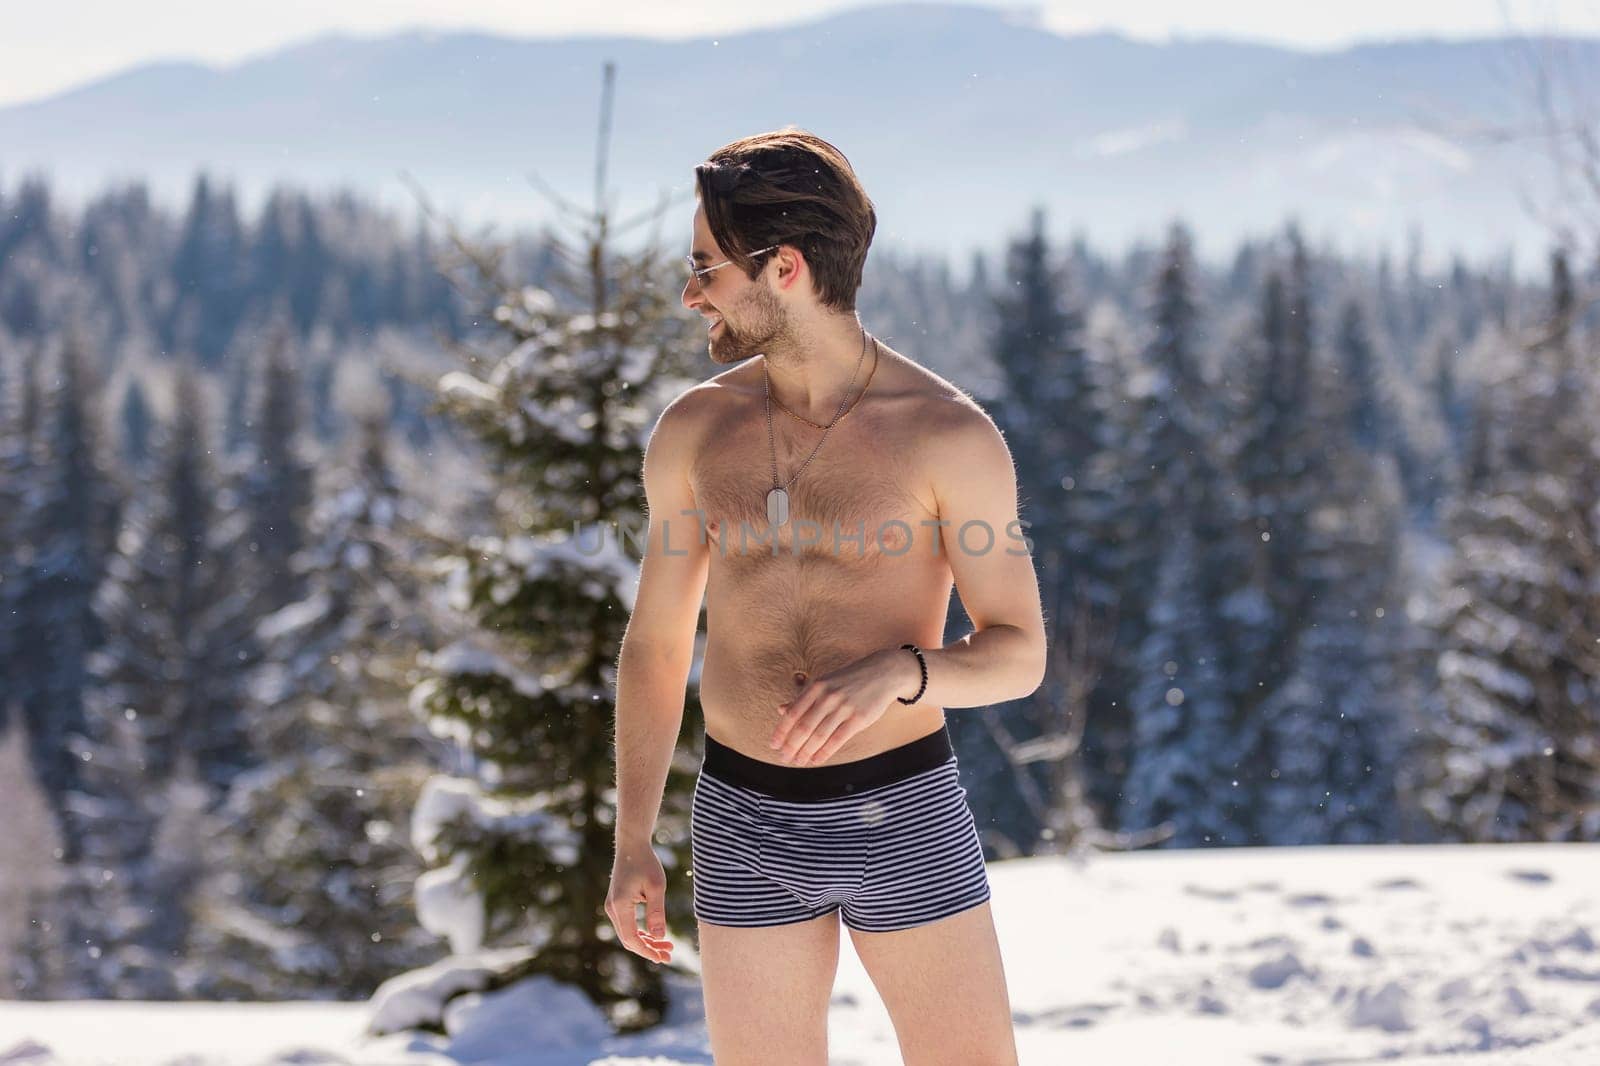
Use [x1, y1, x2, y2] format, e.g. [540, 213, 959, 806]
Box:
[766, 486, 790, 527]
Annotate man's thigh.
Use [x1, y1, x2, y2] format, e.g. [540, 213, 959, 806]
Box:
[847, 900, 1018, 1066]
[697, 909, 841, 1066]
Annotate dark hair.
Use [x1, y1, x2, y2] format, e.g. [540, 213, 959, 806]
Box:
[693, 127, 876, 313]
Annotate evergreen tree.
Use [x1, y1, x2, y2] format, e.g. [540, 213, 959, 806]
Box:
[191, 412, 445, 998]
[1333, 298, 1387, 453]
[0, 177, 59, 268]
[400, 66, 702, 1032]
[989, 207, 1108, 611]
[239, 322, 314, 612]
[979, 206, 1112, 851]
[1417, 250, 1600, 840]
[1256, 302, 1408, 844]
[27, 360, 264, 997]
[1221, 227, 1332, 841]
[1117, 522, 1241, 845]
[89, 359, 259, 797]
[78, 182, 162, 342]
[1114, 222, 1251, 845]
[0, 341, 37, 742]
[167, 175, 249, 365]
[9, 334, 119, 861]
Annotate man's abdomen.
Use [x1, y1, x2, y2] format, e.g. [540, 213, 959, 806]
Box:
[697, 552, 953, 765]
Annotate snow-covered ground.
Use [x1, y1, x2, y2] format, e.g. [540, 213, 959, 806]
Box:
[4, 842, 1598, 1066]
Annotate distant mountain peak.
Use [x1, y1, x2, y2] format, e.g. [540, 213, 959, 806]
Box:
[1, 8, 1585, 270]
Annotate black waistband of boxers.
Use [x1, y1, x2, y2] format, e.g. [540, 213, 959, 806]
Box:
[701, 724, 954, 801]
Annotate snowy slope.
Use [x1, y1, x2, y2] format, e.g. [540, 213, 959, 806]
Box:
[2, 843, 1597, 1065]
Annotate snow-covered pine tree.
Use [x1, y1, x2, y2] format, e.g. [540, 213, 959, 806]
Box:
[1220, 226, 1339, 842]
[237, 319, 314, 613]
[8, 334, 120, 863]
[989, 207, 1111, 621]
[20, 358, 259, 998]
[166, 175, 249, 366]
[0, 338, 38, 744]
[89, 356, 261, 797]
[977, 207, 1112, 853]
[48, 689, 153, 999]
[1417, 249, 1600, 840]
[399, 65, 703, 1034]
[249, 191, 329, 339]
[1334, 298, 1389, 454]
[1118, 522, 1241, 845]
[1115, 222, 1252, 847]
[0, 338, 70, 994]
[190, 411, 446, 998]
[1256, 297, 1408, 845]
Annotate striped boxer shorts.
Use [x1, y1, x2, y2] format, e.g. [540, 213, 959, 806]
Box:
[689, 723, 992, 933]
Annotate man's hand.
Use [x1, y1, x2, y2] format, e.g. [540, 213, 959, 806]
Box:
[605, 841, 673, 965]
[768, 646, 920, 766]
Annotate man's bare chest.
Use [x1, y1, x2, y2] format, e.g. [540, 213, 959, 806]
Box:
[687, 405, 938, 561]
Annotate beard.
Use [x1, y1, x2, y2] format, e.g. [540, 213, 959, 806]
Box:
[706, 283, 788, 365]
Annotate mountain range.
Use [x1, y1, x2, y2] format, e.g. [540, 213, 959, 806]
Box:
[1, 2, 1592, 274]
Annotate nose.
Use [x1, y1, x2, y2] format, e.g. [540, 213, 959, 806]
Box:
[681, 274, 702, 312]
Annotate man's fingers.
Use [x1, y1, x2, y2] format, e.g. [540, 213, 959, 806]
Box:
[777, 688, 839, 759]
[607, 894, 668, 961]
[804, 712, 859, 765]
[634, 900, 672, 959]
[645, 892, 669, 939]
[796, 706, 853, 765]
[789, 696, 847, 761]
[778, 726, 814, 762]
[772, 685, 822, 747]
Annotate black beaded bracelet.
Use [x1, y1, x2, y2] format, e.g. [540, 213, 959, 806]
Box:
[897, 643, 928, 704]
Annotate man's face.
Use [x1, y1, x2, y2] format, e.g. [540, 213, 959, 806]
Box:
[682, 203, 788, 366]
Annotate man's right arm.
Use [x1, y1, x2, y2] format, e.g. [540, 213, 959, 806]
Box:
[613, 390, 710, 849]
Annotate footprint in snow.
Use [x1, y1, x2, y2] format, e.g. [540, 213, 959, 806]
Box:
[1372, 877, 1424, 891]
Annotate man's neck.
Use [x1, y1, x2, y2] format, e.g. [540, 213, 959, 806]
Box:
[762, 315, 870, 424]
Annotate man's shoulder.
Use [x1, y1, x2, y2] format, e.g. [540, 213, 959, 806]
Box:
[884, 361, 1010, 477]
[653, 373, 734, 439]
[893, 359, 994, 437]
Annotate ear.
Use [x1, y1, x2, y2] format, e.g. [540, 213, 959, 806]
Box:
[772, 244, 807, 294]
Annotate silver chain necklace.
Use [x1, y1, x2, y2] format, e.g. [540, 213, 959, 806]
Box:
[763, 325, 872, 527]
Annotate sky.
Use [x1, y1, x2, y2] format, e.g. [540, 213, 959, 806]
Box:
[2, 0, 1599, 108]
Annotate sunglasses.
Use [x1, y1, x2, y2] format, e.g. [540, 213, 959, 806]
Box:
[684, 245, 779, 288]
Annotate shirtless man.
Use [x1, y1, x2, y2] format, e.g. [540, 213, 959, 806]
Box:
[606, 129, 1046, 1066]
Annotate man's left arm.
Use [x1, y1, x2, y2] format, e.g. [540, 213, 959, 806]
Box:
[895, 404, 1048, 708]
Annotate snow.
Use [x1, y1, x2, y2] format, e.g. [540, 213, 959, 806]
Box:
[414, 853, 485, 956]
[3, 842, 1598, 1065]
[409, 773, 584, 954]
[503, 532, 640, 613]
[439, 370, 501, 408]
[256, 592, 333, 644]
[366, 946, 536, 1036]
[420, 641, 549, 702]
